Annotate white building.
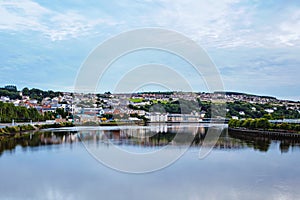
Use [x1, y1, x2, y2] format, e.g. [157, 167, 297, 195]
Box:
[0, 96, 10, 102]
[265, 109, 274, 114]
[239, 111, 245, 116]
[147, 113, 168, 122]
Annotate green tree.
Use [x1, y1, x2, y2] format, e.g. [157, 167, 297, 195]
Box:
[255, 118, 270, 129]
[278, 123, 291, 130]
[22, 87, 30, 96]
[228, 119, 237, 128]
[241, 119, 252, 128]
[249, 120, 256, 129]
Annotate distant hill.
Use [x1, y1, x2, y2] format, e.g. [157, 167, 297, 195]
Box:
[214, 91, 277, 100]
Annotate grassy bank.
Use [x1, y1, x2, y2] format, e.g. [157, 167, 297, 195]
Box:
[227, 118, 300, 140]
[0, 122, 74, 140]
[228, 118, 300, 133]
[0, 124, 36, 135]
[35, 122, 74, 129]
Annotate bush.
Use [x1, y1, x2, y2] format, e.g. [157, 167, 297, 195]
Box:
[278, 123, 291, 130]
[228, 119, 238, 128]
[241, 119, 252, 128]
[294, 125, 300, 131]
[255, 118, 270, 129]
[82, 121, 98, 126]
[37, 122, 74, 129]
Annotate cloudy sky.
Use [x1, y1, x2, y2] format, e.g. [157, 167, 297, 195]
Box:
[0, 0, 300, 100]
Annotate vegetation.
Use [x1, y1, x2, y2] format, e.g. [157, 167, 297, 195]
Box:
[128, 98, 227, 118]
[0, 124, 35, 134]
[129, 113, 149, 122]
[0, 102, 69, 123]
[226, 101, 300, 119]
[0, 122, 73, 137]
[129, 98, 144, 103]
[228, 118, 300, 132]
[128, 98, 300, 120]
[82, 121, 99, 126]
[35, 122, 74, 129]
[22, 87, 63, 103]
[0, 86, 21, 100]
[129, 99, 203, 114]
[0, 102, 44, 122]
[0, 86, 62, 103]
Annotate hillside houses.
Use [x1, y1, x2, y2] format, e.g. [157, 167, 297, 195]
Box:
[0, 85, 299, 123]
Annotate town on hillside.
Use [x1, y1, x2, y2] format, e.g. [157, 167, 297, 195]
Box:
[0, 85, 299, 124]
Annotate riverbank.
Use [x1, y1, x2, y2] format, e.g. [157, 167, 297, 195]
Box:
[0, 122, 74, 140]
[229, 127, 300, 140]
[75, 121, 146, 126]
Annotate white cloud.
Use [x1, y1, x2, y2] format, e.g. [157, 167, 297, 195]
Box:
[145, 0, 242, 48]
[1, 0, 300, 99]
[0, 0, 118, 41]
[276, 10, 300, 46]
[128, 0, 300, 49]
[0, 0, 49, 31]
[1, 0, 299, 47]
[45, 12, 117, 41]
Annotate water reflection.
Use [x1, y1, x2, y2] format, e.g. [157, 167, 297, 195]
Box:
[228, 130, 300, 153]
[0, 131, 79, 156]
[1, 125, 300, 156]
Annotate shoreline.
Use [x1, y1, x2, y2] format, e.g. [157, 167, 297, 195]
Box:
[2, 123, 300, 141]
[229, 127, 300, 140]
[0, 122, 74, 140]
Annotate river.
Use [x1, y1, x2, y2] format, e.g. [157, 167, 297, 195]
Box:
[0, 124, 300, 200]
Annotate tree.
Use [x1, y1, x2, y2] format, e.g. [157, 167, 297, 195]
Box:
[294, 125, 300, 132]
[228, 119, 238, 128]
[263, 114, 273, 120]
[241, 119, 252, 128]
[249, 120, 256, 129]
[278, 123, 291, 130]
[0, 102, 44, 122]
[235, 120, 242, 127]
[55, 108, 68, 118]
[22, 87, 30, 96]
[255, 118, 270, 129]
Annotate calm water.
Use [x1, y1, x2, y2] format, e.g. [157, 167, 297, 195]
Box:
[1, 125, 300, 200]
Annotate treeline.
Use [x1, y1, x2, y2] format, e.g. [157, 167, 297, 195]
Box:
[0, 102, 68, 123]
[22, 87, 63, 102]
[0, 85, 63, 102]
[128, 98, 225, 118]
[128, 99, 226, 118]
[229, 118, 300, 132]
[129, 99, 204, 114]
[128, 98, 300, 120]
[0, 102, 43, 122]
[0, 88, 21, 100]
